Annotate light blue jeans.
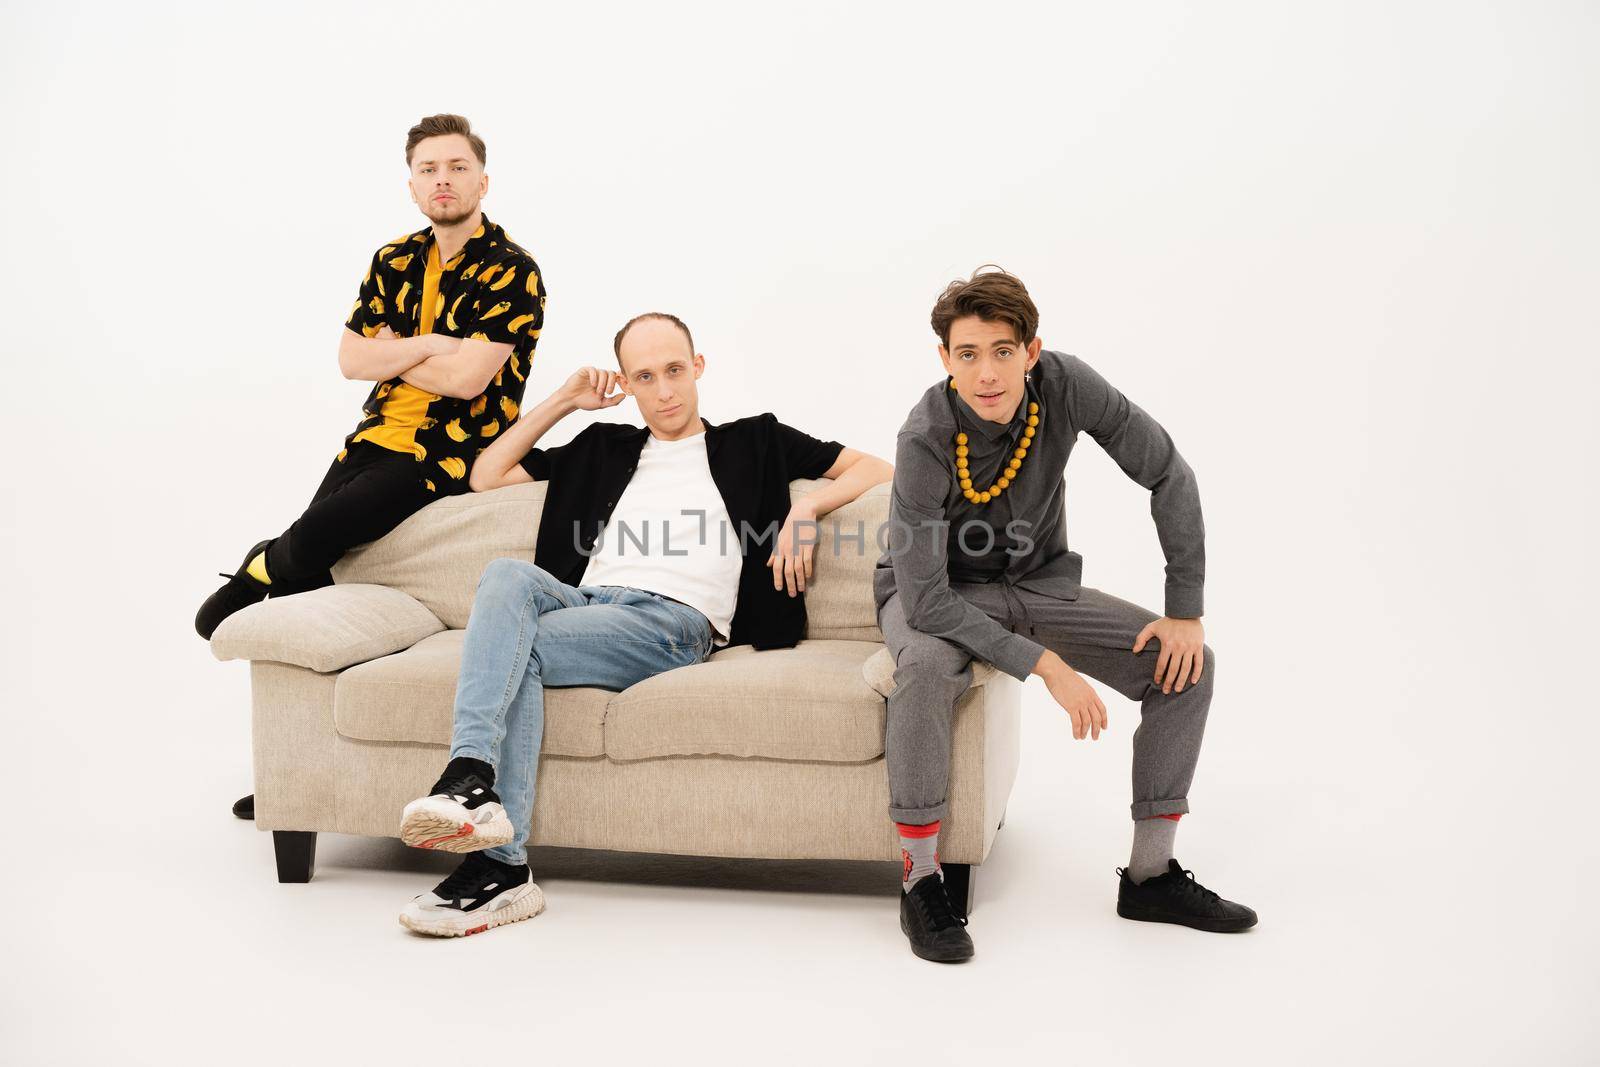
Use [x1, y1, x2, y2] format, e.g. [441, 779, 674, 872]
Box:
[449, 558, 714, 865]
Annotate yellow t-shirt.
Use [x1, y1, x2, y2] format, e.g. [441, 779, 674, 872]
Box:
[349, 243, 445, 458]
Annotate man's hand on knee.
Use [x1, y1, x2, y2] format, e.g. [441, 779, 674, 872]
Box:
[1133, 617, 1206, 695]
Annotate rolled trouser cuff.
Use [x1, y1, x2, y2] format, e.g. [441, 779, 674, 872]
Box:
[1130, 797, 1190, 820]
[889, 800, 949, 825]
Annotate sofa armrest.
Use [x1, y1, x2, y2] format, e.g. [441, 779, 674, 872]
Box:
[209, 583, 445, 673]
[861, 646, 999, 698]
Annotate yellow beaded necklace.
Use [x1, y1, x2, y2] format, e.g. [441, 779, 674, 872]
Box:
[948, 379, 1040, 505]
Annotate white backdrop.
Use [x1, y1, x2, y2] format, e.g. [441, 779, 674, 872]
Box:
[3, 2, 1596, 1064]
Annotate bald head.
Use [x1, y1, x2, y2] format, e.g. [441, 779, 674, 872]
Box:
[611, 310, 705, 441]
[613, 312, 694, 372]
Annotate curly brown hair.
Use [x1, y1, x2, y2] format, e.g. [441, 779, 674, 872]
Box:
[930, 266, 1039, 348]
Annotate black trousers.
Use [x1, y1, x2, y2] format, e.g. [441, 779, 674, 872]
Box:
[262, 441, 438, 595]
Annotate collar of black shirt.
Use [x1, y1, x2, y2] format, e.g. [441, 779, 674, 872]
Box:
[422, 213, 502, 270]
[950, 380, 1035, 442]
[610, 416, 738, 454]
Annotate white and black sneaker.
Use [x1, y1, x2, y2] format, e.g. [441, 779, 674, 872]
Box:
[399, 756, 514, 853]
[398, 853, 546, 938]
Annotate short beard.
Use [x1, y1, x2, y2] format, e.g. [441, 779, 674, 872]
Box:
[424, 197, 477, 227]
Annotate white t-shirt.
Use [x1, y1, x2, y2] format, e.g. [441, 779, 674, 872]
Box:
[579, 430, 742, 645]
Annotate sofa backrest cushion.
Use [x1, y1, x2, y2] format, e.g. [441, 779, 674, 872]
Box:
[795, 480, 887, 642]
[333, 477, 888, 642]
[333, 482, 544, 629]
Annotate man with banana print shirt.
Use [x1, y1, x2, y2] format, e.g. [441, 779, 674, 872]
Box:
[196, 114, 546, 822]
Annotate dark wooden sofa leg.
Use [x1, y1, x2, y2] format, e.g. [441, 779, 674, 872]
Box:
[273, 831, 317, 883]
[943, 862, 973, 918]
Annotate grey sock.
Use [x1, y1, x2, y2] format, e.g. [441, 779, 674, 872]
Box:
[1129, 816, 1179, 884]
[897, 823, 941, 891]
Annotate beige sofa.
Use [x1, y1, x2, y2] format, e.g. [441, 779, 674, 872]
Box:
[210, 478, 1020, 912]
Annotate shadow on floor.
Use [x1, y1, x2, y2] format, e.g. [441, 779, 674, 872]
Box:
[317, 832, 906, 899]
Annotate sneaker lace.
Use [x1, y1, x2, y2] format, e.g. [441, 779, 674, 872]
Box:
[1179, 867, 1221, 903]
[431, 773, 481, 799]
[913, 877, 968, 931]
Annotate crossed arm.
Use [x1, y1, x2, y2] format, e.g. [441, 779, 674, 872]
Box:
[337, 325, 513, 401]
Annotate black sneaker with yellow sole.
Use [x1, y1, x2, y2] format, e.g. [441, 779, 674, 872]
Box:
[195, 539, 274, 640]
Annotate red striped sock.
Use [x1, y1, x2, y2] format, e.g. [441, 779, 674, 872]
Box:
[896, 820, 942, 885]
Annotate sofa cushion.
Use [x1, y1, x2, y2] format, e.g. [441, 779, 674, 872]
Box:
[792, 480, 887, 644]
[333, 629, 610, 758]
[333, 482, 546, 629]
[860, 645, 1000, 698]
[603, 639, 887, 763]
[210, 583, 445, 673]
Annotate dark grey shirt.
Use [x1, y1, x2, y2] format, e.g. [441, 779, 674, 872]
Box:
[873, 349, 1205, 681]
[942, 381, 1032, 583]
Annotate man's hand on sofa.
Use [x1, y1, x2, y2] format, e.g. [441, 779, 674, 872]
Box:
[770, 449, 893, 597]
[769, 498, 820, 596]
[1033, 649, 1108, 741]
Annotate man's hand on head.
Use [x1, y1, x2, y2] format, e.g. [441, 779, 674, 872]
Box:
[557, 367, 626, 411]
[768, 498, 819, 597]
[1132, 617, 1206, 695]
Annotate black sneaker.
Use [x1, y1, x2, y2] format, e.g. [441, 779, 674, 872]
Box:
[399, 756, 513, 853]
[900, 873, 976, 963]
[195, 539, 274, 640]
[1116, 859, 1258, 932]
[232, 794, 254, 820]
[398, 852, 545, 938]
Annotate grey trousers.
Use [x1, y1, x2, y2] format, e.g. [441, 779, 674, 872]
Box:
[879, 583, 1215, 825]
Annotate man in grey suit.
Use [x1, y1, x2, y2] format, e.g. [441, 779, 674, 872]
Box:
[875, 267, 1258, 963]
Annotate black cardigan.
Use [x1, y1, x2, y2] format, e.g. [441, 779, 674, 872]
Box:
[518, 413, 844, 650]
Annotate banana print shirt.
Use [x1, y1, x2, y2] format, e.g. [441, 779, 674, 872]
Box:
[341, 214, 546, 495]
